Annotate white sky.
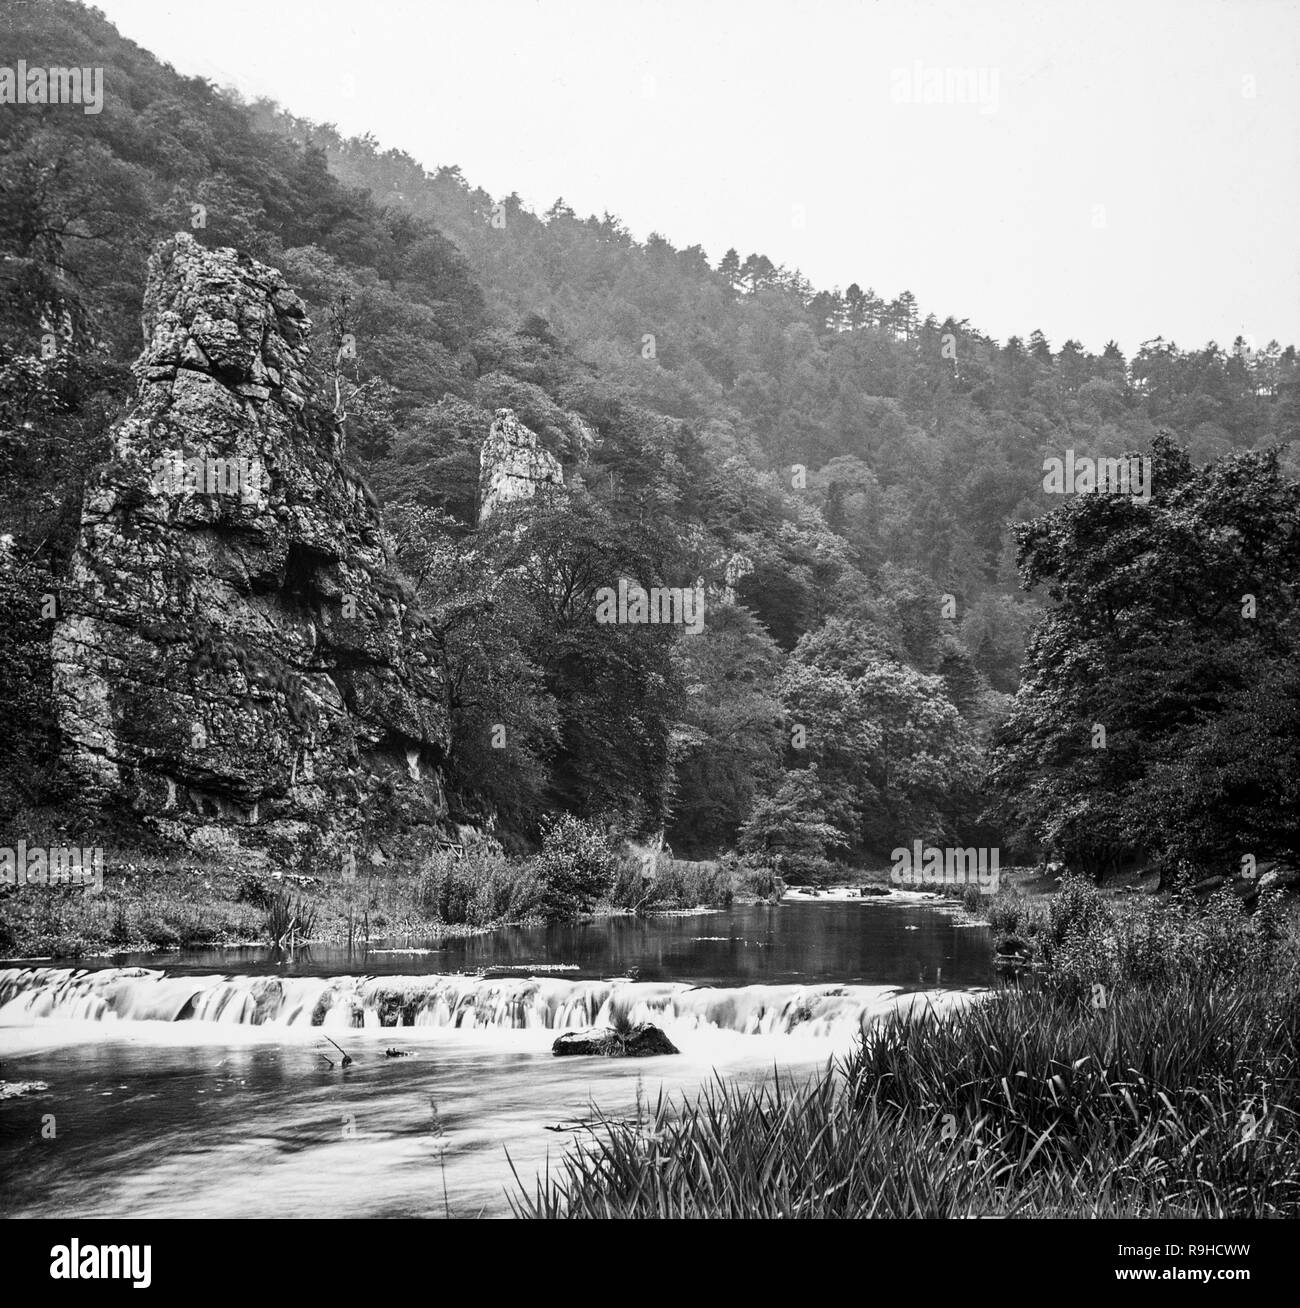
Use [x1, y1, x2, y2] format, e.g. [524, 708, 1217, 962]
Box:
[94, 0, 1299, 356]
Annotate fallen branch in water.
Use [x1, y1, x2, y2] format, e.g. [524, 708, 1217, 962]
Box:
[323, 1036, 353, 1067]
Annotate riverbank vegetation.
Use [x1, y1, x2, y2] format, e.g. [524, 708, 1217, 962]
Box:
[0, 816, 757, 958]
[516, 876, 1300, 1217]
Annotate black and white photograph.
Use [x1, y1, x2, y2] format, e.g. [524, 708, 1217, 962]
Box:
[0, 0, 1296, 1274]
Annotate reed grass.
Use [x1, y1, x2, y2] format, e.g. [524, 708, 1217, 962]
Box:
[264, 890, 318, 946]
[513, 981, 1300, 1218]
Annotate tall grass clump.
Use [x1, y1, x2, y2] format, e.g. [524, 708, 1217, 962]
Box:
[511, 1074, 1045, 1219]
[416, 846, 541, 927]
[608, 852, 745, 912]
[264, 890, 317, 946]
[606, 853, 648, 911]
[849, 983, 1300, 1208]
[646, 858, 733, 910]
[727, 853, 785, 902]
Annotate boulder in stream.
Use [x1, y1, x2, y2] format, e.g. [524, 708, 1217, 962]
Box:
[552, 1023, 679, 1058]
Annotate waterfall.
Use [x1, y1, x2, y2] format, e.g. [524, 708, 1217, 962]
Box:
[0, 967, 907, 1039]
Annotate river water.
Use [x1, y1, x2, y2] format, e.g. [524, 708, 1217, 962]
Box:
[0, 896, 991, 1218]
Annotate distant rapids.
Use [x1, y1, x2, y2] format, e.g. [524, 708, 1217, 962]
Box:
[0, 967, 910, 1038]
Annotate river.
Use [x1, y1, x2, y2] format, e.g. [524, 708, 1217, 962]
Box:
[0, 895, 991, 1217]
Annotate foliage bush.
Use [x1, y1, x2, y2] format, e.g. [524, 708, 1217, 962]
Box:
[528, 814, 619, 919]
[1039, 875, 1288, 997]
[606, 852, 736, 912]
[1044, 872, 1113, 950]
[415, 819, 672, 927]
[234, 870, 275, 910]
[982, 888, 1031, 936]
[958, 882, 983, 914]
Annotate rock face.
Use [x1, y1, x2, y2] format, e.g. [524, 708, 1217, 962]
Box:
[1257, 865, 1300, 895]
[552, 1023, 680, 1058]
[478, 408, 564, 524]
[51, 233, 448, 858]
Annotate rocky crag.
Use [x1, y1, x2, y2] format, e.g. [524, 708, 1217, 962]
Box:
[478, 408, 565, 524]
[51, 233, 448, 862]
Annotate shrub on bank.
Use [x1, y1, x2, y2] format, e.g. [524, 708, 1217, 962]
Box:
[1033, 873, 1288, 996]
[983, 887, 1033, 936]
[235, 870, 275, 910]
[767, 850, 838, 886]
[416, 816, 627, 926]
[529, 814, 620, 919]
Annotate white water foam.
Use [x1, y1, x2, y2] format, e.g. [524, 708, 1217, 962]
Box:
[0, 966, 948, 1041]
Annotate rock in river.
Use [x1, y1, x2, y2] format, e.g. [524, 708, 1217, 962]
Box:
[552, 1023, 680, 1058]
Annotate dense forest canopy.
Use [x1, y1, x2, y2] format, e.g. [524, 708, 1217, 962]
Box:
[2, 0, 1296, 878]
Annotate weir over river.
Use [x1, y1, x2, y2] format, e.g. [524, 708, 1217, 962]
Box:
[0, 897, 991, 1217]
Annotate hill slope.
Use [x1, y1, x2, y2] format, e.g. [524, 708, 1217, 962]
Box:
[2, 0, 1296, 869]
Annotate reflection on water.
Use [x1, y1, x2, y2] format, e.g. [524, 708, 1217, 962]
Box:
[80, 899, 991, 988]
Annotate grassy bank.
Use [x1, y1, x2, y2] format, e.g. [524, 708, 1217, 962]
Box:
[514, 874, 1300, 1218]
[0, 852, 465, 959]
[0, 818, 770, 960]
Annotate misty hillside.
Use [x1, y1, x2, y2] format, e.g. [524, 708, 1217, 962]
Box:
[2, 0, 1296, 873]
